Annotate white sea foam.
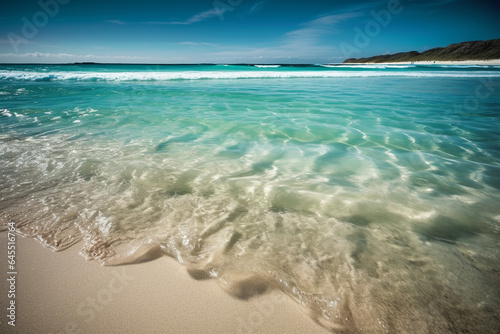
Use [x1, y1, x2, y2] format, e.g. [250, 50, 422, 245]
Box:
[1, 109, 12, 117]
[1, 69, 499, 82]
[254, 65, 281, 68]
[321, 64, 388, 69]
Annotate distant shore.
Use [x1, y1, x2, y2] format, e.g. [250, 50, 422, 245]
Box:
[343, 39, 500, 65]
[343, 59, 500, 66]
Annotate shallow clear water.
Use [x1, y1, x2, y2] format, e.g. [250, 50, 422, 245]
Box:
[1, 64, 500, 332]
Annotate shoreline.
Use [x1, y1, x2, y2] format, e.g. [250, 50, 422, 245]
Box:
[0, 233, 328, 333]
[342, 59, 500, 65]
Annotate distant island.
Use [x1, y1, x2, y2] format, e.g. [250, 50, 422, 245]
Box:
[344, 39, 500, 63]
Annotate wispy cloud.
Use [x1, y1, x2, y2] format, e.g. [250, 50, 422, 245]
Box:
[176, 41, 218, 46]
[249, 0, 268, 13]
[284, 12, 361, 47]
[0, 52, 152, 60]
[202, 11, 364, 63]
[147, 7, 228, 25]
[338, 0, 387, 13]
[105, 19, 127, 25]
[0, 52, 82, 58]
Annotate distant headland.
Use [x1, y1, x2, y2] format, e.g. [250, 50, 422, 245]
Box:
[344, 39, 500, 63]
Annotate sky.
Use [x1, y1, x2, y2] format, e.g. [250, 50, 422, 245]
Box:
[0, 0, 499, 63]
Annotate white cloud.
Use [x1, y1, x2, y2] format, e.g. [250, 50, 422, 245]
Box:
[105, 20, 127, 25]
[200, 12, 364, 63]
[176, 8, 223, 24]
[249, 0, 268, 13]
[0, 52, 77, 58]
[176, 41, 218, 46]
[146, 7, 228, 25]
[0, 52, 153, 61]
[284, 12, 362, 47]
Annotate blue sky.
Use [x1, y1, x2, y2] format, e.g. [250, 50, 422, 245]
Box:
[0, 0, 499, 63]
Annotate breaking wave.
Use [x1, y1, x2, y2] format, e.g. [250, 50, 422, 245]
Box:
[1, 69, 500, 82]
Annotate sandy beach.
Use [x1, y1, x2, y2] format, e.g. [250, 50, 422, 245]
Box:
[0, 233, 328, 333]
[343, 59, 500, 65]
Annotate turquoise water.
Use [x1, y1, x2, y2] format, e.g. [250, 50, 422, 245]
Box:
[1, 64, 500, 332]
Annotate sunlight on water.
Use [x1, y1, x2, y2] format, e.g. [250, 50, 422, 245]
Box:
[1, 65, 500, 333]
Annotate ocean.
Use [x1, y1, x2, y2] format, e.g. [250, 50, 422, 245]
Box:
[1, 63, 500, 333]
